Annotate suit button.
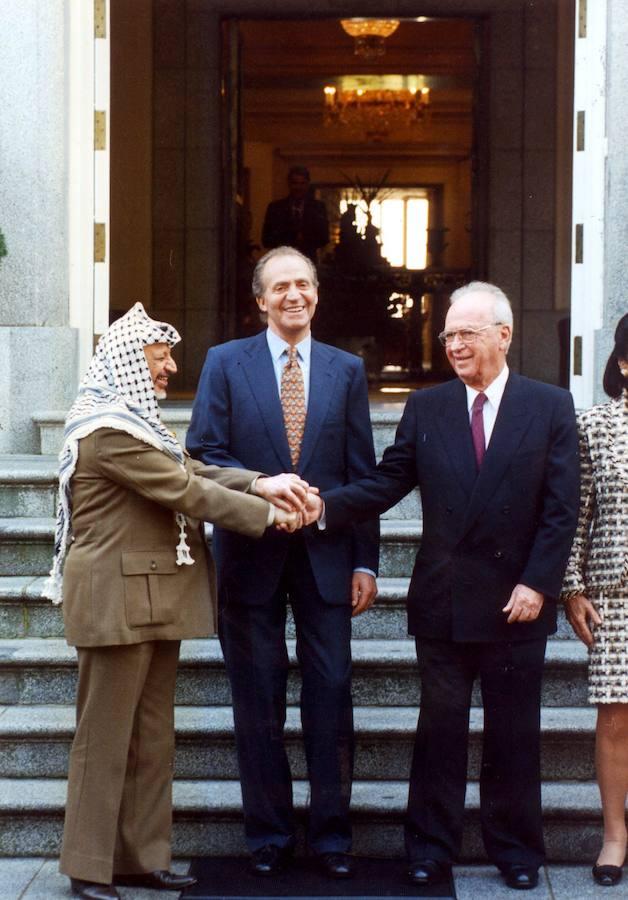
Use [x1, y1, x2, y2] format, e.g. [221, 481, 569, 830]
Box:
[502, 506, 511, 514]
[150, 561, 157, 571]
[446, 506, 453, 514]
[494, 550, 503, 559]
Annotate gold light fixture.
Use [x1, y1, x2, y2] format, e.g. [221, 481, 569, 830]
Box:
[340, 18, 400, 59]
[323, 77, 430, 141]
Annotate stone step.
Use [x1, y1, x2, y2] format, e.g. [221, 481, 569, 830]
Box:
[0, 518, 422, 579]
[0, 638, 589, 707]
[0, 456, 58, 518]
[0, 777, 604, 861]
[3, 576, 415, 641]
[0, 575, 580, 641]
[0, 577, 61, 639]
[33, 408, 404, 461]
[0, 450, 420, 521]
[0, 704, 598, 782]
[0, 519, 55, 578]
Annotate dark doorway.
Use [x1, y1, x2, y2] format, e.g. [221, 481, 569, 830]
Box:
[107, 2, 572, 393]
[229, 16, 481, 386]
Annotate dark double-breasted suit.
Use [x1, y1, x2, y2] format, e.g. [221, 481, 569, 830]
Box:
[323, 372, 580, 867]
[187, 330, 379, 853]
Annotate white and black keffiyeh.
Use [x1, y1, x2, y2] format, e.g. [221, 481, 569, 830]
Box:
[43, 302, 194, 604]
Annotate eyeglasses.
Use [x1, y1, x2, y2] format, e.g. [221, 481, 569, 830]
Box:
[437, 323, 503, 347]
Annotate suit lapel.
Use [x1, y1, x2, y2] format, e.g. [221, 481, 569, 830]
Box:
[459, 373, 532, 539]
[435, 379, 477, 497]
[297, 339, 337, 473]
[240, 332, 292, 470]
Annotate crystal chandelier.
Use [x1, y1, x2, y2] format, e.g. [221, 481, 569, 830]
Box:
[323, 79, 430, 140]
[340, 19, 400, 60]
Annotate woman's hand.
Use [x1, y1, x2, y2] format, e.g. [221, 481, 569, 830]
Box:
[564, 593, 602, 648]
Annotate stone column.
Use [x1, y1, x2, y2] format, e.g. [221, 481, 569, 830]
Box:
[0, 0, 77, 453]
[598, 0, 628, 401]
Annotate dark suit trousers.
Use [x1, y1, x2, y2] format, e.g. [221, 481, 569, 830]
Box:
[60, 640, 180, 883]
[405, 636, 547, 869]
[219, 538, 354, 854]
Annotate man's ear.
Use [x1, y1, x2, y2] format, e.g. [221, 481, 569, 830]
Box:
[256, 296, 266, 313]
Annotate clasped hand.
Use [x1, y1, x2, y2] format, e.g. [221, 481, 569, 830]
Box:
[254, 473, 323, 532]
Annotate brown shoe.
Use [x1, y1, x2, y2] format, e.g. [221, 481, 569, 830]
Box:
[114, 869, 197, 890]
[70, 879, 120, 900]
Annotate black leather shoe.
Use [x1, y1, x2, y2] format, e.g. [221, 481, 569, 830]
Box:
[70, 880, 120, 900]
[317, 852, 355, 879]
[407, 858, 451, 886]
[502, 865, 539, 890]
[593, 864, 623, 886]
[250, 844, 293, 876]
[114, 869, 197, 890]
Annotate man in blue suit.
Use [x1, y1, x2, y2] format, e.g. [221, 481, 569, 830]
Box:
[310, 282, 580, 891]
[187, 246, 379, 879]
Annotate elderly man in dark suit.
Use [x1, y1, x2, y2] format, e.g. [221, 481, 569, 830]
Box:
[261, 166, 329, 262]
[187, 246, 379, 880]
[309, 282, 580, 891]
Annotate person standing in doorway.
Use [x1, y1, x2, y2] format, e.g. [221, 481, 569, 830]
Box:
[262, 166, 329, 262]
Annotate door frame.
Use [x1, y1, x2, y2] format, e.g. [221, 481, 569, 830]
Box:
[68, 0, 110, 380]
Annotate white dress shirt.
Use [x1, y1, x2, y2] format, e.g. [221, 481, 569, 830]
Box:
[464, 364, 510, 448]
[264, 329, 374, 579]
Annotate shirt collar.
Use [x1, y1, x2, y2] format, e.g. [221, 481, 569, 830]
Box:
[465, 364, 509, 412]
[266, 328, 312, 365]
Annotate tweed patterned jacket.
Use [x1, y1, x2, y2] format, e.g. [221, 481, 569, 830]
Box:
[561, 389, 628, 596]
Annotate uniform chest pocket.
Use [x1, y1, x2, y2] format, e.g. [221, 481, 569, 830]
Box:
[121, 551, 178, 628]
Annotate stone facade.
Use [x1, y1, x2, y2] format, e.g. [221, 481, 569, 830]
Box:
[599, 0, 628, 402]
[0, 0, 77, 453]
[0, 0, 624, 450]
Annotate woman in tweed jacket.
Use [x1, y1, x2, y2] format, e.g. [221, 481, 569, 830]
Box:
[562, 313, 628, 887]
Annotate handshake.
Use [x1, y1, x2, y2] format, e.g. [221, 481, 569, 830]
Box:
[254, 474, 324, 532]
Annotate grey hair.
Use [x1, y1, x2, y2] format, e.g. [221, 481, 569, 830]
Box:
[449, 281, 513, 328]
[252, 246, 319, 298]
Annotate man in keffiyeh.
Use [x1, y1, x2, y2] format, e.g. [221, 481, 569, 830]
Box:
[47, 303, 304, 899]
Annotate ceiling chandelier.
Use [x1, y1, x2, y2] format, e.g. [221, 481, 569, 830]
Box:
[340, 18, 400, 60]
[323, 77, 430, 141]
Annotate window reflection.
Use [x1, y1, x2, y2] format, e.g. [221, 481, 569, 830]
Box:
[339, 189, 429, 269]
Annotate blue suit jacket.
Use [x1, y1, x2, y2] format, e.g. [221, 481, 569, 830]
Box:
[186, 331, 380, 606]
[323, 373, 580, 641]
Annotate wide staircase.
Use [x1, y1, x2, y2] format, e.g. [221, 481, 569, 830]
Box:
[0, 406, 600, 861]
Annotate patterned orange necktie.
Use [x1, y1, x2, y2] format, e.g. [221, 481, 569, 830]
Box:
[281, 346, 306, 469]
